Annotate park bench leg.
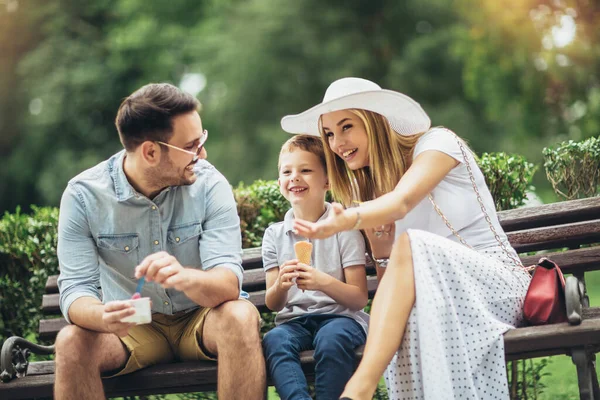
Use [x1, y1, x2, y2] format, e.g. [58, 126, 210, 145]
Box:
[571, 347, 597, 400]
[589, 352, 600, 400]
[0, 336, 55, 382]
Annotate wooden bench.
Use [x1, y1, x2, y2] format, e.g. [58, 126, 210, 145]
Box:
[1, 197, 600, 399]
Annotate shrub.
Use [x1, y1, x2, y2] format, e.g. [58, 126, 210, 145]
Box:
[507, 358, 551, 399]
[0, 206, 59, 345]
[479, 152, 537, 211]
[234, 180, 289, 248]
[543, 136, 600, 200]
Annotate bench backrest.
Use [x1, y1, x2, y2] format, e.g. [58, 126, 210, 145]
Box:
[39, 197, 600, 340]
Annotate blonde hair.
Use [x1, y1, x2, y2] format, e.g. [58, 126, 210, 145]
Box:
[278, 134, 327, 174]
[319, 109, 424, 206]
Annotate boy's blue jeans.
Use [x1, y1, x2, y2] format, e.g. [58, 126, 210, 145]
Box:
[262, 314, 367, 400]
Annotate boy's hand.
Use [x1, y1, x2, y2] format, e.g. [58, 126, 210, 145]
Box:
[277, 259, 299, 291]
[295, 263, 331, 291]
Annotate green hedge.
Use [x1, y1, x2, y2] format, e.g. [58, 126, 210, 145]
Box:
[0, 206, 59, 343]
[479, 152, 537, 211]
[543, 136, 600, 200]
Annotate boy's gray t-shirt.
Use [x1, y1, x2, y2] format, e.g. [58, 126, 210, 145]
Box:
[262, 203, 369, 334]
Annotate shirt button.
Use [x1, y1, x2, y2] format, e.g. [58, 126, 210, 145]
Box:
[154, 240, 159, 245]
[151, 205, 157, 210]
[124, 246, 130, 251]
[164, 301, 169, 305]
[175, 237, 180, 243]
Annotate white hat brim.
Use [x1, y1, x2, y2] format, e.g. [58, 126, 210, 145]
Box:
[281, 89, 431, 137]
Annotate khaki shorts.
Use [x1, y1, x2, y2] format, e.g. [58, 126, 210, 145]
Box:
[106, 306, 213, 378]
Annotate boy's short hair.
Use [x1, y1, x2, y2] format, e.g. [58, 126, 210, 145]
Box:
[278, 134, 327, 173]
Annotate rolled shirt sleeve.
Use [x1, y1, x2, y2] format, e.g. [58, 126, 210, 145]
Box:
[200, 176, 244, 289]
[57, 184, 102, 324]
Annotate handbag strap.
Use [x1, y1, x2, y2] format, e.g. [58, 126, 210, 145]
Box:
[426, 128, 525, 270]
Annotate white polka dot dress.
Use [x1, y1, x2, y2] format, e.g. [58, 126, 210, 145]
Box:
[384, 229, 531, 399]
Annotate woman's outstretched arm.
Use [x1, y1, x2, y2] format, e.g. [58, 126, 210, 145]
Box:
[294, 150, 458, 239]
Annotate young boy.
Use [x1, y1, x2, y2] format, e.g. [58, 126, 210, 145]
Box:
[262, 134, 369, 400]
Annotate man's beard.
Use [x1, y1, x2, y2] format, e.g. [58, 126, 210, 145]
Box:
[145, 157, 196, 191]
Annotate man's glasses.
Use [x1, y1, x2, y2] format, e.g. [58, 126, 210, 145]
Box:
[157, 130, 208, 163]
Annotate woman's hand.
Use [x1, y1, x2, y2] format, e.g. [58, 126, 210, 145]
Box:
[293, 203, 356, 239]
[364, 223, 396, 259]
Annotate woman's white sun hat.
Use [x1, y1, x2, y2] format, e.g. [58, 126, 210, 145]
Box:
[281, 77, 431, 137]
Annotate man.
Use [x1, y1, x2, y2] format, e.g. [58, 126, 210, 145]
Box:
[55, 83, 265, 399]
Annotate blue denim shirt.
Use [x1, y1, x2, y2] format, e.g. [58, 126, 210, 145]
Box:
[57, 150, 243, 323]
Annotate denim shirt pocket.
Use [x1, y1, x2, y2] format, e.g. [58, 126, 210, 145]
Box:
[97, 233, 140, 278]
[167, 222, 202, 268]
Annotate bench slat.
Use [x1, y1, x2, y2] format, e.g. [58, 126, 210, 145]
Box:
[508, 219, 600, 253]
[40, 247, 600, 319]
[39, 277, 381, 339]
[45, 275, 58, 294]
[40, 243, 600, 297]
[44, 247, 266, 295]
[0, 346, 362, 400]
[12, 319, 600, 400]
[0, 361, 220, 400]
[45, 267, 279, 297]
[43, 211, 600, 296]
[497, 197, 600, 232]
[520, 247, 600, 271]
[504, 318, 600, 360]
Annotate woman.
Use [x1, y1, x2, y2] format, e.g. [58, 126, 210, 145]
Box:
[280, 77, 531, 400]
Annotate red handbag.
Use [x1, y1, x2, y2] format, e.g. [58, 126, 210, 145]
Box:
[523, 258, 568, 325]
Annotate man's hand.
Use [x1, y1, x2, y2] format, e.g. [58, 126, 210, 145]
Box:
[135, 251, 194, 291]
[295, 263, 331, 291]
[102, 301, 136, 337]
[277, 260, 300, 291]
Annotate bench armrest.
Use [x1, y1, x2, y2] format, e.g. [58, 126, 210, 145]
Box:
[0, 337, 55, 383]
[566, 275, 586, 325]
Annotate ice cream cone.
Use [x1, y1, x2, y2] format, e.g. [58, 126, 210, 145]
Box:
[294, 241, 312, 265]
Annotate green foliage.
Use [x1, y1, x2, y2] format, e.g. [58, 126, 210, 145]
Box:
[234, 180, 289, 249]
[4, 0, 583, 214]
[259, 310, 277, 339]
[454, 0, 600, 154]
[479, 152, 538, 211]
[543, 136, 600, 200]
[507, 358, 551, 399]
[0, 206, 59, 344]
